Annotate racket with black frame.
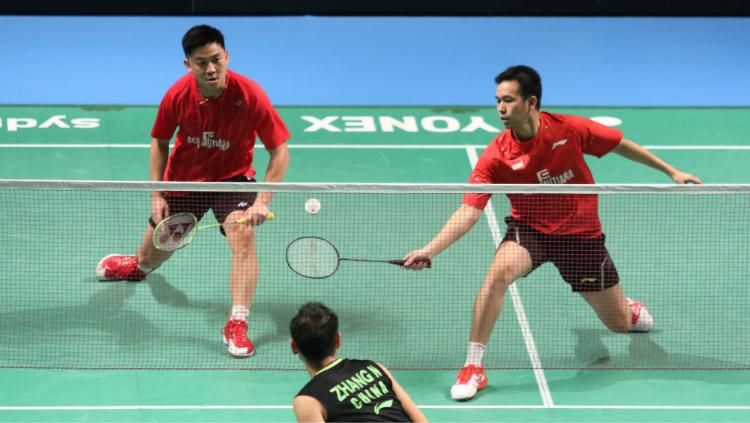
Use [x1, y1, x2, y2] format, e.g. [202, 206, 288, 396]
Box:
[285, 236, 430, 279]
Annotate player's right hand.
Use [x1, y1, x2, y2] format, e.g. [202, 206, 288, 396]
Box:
[244, 202, 272, 226]
[151, 194, 170, 224]
[402, 249, 432, 270]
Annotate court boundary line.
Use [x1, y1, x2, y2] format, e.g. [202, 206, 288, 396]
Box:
[1, 143, 749, 150]
[2, 405, 749, 411]
[465, 147, 554, 408]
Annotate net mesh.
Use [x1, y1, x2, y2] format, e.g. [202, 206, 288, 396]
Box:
[0, 180, 748, 371]
[286, 237, 341, 279]
[152, 212, 198, 251]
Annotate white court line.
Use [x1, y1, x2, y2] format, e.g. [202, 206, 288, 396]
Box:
[464, 147, 554, 408]
[2, 405, 748, 411]
[423, 405, 750, 410]
[0, 143, 749, 150]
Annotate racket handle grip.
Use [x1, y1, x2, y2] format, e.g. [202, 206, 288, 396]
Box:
[234, 212, 274, 225]
[391, 259, 431, 268]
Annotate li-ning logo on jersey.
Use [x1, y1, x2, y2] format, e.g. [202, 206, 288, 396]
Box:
[551, 139, 568, 149]
[186, 131, 231, 151]
[374, 400, 394, 415]
[537, 169, 575, 184]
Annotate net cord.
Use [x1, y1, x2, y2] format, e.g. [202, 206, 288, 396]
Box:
[1, 179, 749, 194]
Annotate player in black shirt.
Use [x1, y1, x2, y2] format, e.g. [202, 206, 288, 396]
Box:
[291, 302, 427, 422]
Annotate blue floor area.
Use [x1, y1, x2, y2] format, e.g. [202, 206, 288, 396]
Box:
[1, 16, 748, 107]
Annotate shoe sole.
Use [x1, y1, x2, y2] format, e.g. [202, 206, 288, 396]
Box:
[450, 391, 476, 401]
[450, 377, 488, 401]
[223, 336, 255, 358]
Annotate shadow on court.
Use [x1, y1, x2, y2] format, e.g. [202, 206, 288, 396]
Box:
[0, 271, 396, 369]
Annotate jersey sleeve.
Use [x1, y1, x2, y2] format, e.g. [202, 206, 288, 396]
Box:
[462, 144, 498, 210]
[574, 116, 623, 157]
[150, 91, 178, 141]
[249, 84, 290, 150]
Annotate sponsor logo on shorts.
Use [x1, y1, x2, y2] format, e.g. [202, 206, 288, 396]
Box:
[581, 277, 597, 284]
[237, 202, 249, 208]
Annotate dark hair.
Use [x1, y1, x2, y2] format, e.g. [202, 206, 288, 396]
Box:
[290, 302, 339, 363]
[494, 65, 543, 109]
[182, 25, 225, 58]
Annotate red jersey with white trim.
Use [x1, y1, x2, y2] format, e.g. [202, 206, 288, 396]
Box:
[151, 70, 290, 182]
[463, 112, 622, 238]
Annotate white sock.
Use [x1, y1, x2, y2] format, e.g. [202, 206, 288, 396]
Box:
[231, 305, 249, 321]
[464, 342, 487, 367]
[133, 256, 152, 273]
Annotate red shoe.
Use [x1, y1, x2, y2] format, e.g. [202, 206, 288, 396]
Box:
[450, 364, 488, 401]
[96, 254, 147, 281]
[223, 319, 255, 358]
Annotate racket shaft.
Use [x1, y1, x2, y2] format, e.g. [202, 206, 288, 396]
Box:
[340, 258, 431, 268]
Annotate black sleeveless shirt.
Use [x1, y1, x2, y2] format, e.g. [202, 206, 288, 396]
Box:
[296, 358, 411, 422]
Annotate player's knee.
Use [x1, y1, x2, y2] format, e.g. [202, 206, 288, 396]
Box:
[486, 268, 516, 291]
[226, 225, 255, 252]
[224, 218, 255, 240]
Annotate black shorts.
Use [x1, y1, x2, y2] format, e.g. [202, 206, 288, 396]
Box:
[149, 176, 257, 236]
[501, 217, 619, 292]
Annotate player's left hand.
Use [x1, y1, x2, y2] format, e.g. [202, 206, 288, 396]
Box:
[671, 171, 702, 184]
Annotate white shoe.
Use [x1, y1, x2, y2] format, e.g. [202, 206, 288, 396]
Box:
[627, 298, 653, 332]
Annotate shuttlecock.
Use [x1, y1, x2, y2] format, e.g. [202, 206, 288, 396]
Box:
[305, 198, 321, 215]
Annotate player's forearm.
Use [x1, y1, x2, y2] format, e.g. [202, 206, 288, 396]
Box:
[614, 138, 678, 178]
[400, 396, 428, 422]
[381, 365, 429, 422]
[292, 397, 325, 423]
[149, 138, 170, 196]
[406, 407, 429, 423]
[293, 407, 324, 423]
[258, 144, 290, 205]
[425, 204, 482, 257]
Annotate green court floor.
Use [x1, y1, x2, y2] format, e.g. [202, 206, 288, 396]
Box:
[1, 106, 749, 422]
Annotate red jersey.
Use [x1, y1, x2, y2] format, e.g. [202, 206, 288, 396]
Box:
[151, 70, 290, 182]
[463, 112, 622, 238]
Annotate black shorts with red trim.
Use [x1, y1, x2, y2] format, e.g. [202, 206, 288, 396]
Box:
[149, 176, 257, 236]
[501, 217, 620, 292]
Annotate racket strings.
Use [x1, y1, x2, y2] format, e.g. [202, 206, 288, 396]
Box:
[286, 237, 340, 278]
[153, 213, 198, 251]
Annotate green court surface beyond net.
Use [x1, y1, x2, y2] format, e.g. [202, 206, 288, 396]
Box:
[0, 181, 748, 371]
